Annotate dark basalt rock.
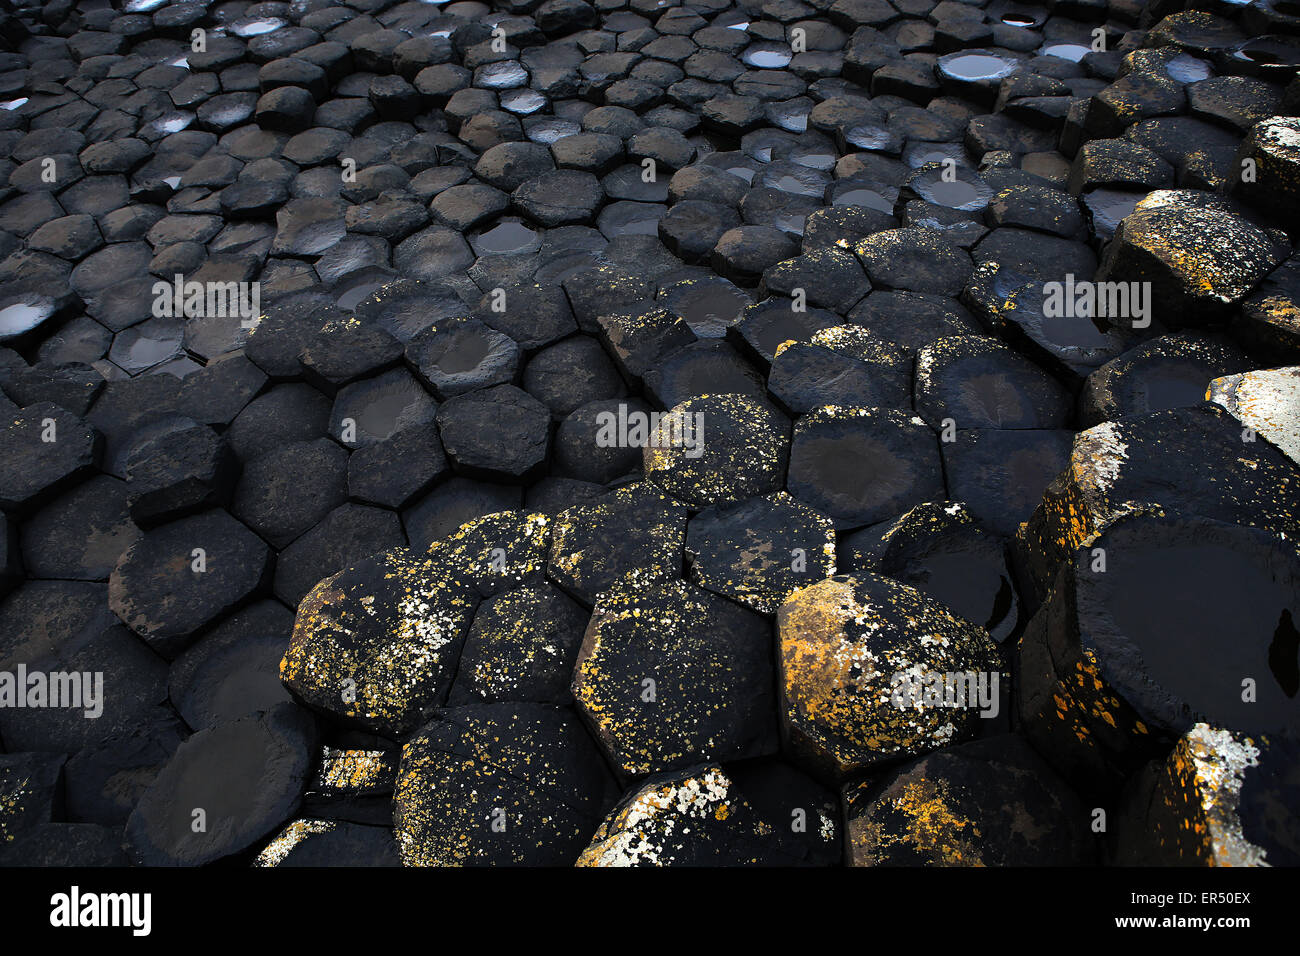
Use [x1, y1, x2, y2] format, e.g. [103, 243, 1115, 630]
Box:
[768, 326, 912, 416]
[854, 227, 973, 295]
[842, 500, 1019, 642]
[232, 438, 348, 549]
[914, 334, 1072, 431]
[1017, 404, 1300, 607]
[547, 482, 688, 607]
[272, 503, 406, 608]
[1019, 511, 1300, 792]
[124, 420, 237, 528]
[685, 491, 835, 614]
[941, 427, 1073, 537]
[20, 474, 140, 580]
[1079, 333, 1254, 427]
[436, 384, 550, 483]
[108, 509, 272, 658]
[1096, 198, 1289, 328]
[405, 317, 520, 400]
[523, 335, 626, 417]
[329, 367, 439, 448]
[125, 703, 317, 866]
[0, 752, 67, 843]
[787, 405, 944, 530]
[0, 402, 102, 513]
[347, 422, 448, 510]
[448, 581, 588, 706]
[393, 703, 617, 865]
[255, 819, 400, 867]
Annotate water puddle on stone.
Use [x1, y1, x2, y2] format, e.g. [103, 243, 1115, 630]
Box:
[1, 97, 27, 110]
[124, 0, 167, 11]
[726, 165, 757, 184]
[151, 113, 194, 134]
[960, 373, 1025, 427]
[502, 89, 546, 114]
[0, 301, 52, 338]
[168, 56, 190, 69]
[1130, 363, 1214, 413]
[355, 383, 424, 441]
[478, 61, 528, 89]
[744, 46, 793, 69]
[905, 142, 962, 168]
[919, 550, 1013, 634]
[1002, 14, 1036, 26]
[1082, 188, 1144, 238]
[436, 329, 494, 374]
[336, 280, 388, 312]
[918, 177, 988, 211]
[664, 281, 751, 338]
[942, 54, 1018, 81]
[473, 219, 540, 256]
[1040, 43, 1092, 62]
[163, 175, 183, 189]
[231, 17, 285, 37]
[774, 211, 807, 235]
[792, 150, 836, 171]
[1037, 309, 1118, 349]
[845, 125, 894, 150]
[1232, 38, 1300, 69]
[110, 319, 184, 375]
[599, 202, 666, 238]
[526, 119, 581, 144]
[151, 356, 203, 378]
[1165, 54, 1212, 83]
[833, 188, 894, 214]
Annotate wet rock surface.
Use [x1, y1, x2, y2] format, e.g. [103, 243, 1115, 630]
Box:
[1, 0, 1298, 869]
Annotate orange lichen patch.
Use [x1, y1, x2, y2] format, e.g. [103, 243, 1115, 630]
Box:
[849, 776, 985, 866]
[313, 746, 396, 794]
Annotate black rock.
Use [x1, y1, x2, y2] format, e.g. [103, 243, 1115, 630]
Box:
[125, 703, 317, 866]
[787, 405, 944, 530]
[108, 510, 272, 657]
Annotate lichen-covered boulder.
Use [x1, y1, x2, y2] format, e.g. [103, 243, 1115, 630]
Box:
[393, 703, 617, 866]
[777, 573, 1003, 781]
[280, 548, 479, 737]
[573, 575, 778, 776]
